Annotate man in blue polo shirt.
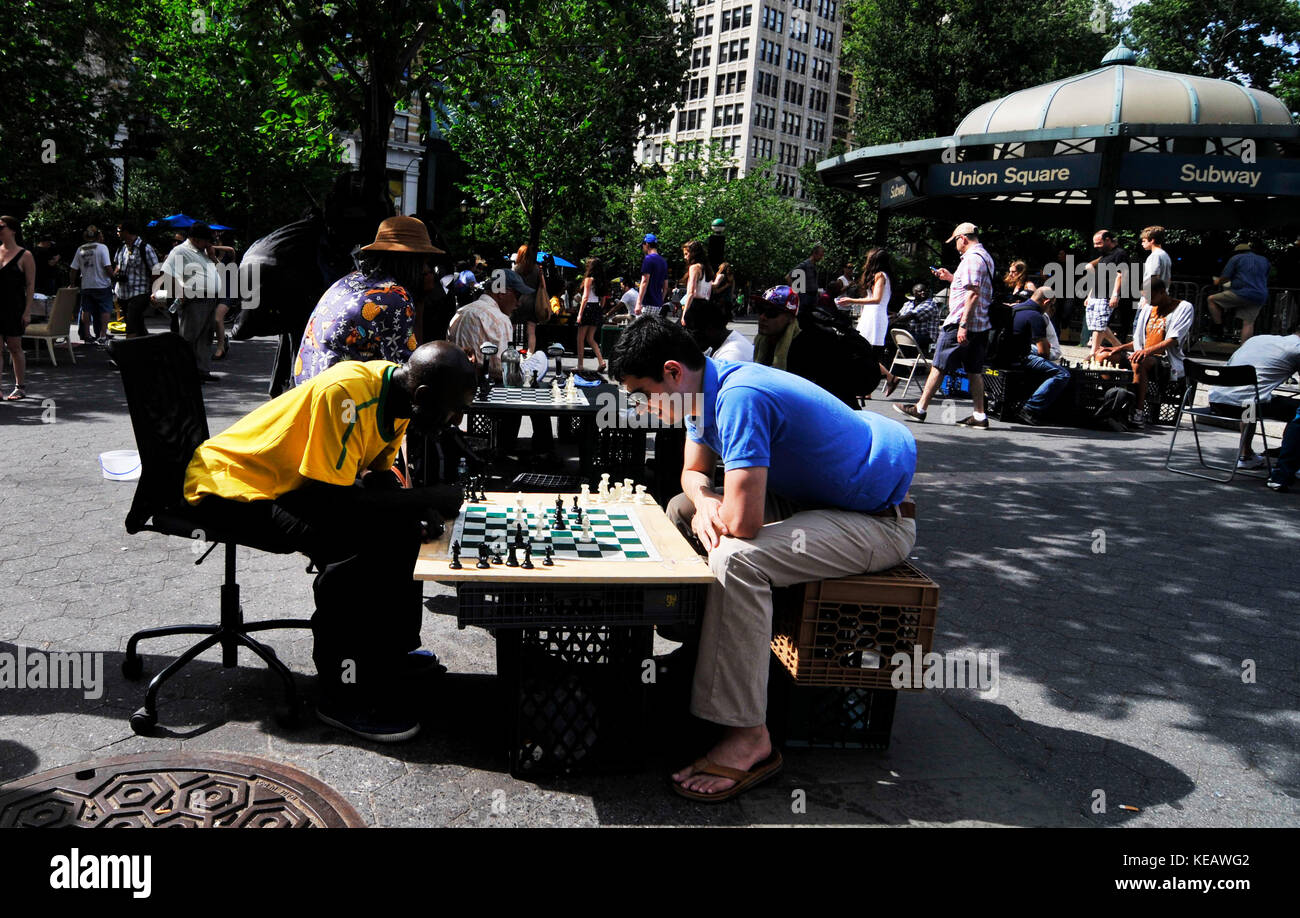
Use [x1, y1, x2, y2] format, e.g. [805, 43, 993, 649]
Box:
[611, 317, 917, 801]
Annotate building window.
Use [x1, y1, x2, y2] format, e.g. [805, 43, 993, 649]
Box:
[695, 14, 714, 37]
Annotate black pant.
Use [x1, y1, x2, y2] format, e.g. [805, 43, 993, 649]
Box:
[189, 489, 424, 701]
[123, 295, 151, 336]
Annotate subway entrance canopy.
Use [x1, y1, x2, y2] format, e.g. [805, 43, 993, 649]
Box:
[816, 44, 1300, 232]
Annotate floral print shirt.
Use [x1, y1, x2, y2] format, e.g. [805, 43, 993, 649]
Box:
[295, 271, 417, 385]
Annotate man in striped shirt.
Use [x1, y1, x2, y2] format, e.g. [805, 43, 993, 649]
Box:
[114, 222, 160, 338]
[895, 222, 996, 428]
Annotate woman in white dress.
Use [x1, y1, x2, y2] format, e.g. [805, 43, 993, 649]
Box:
[838, 247, 901, 396]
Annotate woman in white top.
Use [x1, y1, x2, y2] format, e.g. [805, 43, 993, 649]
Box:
[679, 239, 712, 325]
[837, 247, 902, 396]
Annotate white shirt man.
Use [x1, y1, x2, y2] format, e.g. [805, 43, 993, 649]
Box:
[72, 240, 112, 290]
[710, 329, 755, 363]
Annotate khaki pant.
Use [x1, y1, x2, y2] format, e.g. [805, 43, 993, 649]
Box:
[178, 298, 217, 374]
[668, 491, 917, 727]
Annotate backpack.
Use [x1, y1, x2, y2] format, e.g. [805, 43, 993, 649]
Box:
[1084, 386, 1135, 429]
[983, 297, 1040, 370]
[798, 299, 881, 398]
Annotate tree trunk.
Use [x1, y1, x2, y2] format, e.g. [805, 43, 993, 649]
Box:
[357, 60, 399, 245]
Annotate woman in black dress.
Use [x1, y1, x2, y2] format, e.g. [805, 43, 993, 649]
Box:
[0, 215, 36, 400]
[575, 256, 608, 373]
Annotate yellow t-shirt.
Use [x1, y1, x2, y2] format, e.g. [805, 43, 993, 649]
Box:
[183, 360, 408, 503]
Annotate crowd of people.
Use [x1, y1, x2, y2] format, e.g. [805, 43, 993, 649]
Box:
[5, 203, 1299, 802]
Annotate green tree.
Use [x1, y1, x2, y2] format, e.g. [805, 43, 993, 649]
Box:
[441, 0, 692, 252]
[1124, 0, 1300, 115]
[120, 0, 342, 235]
[0, 0, 137, 210]
[632, 144, 832, 290]
[841, 0, 1113, 145]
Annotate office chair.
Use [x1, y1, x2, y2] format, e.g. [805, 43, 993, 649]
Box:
[110, 334, 312, 734]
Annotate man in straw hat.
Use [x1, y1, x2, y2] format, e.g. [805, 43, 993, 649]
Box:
[296, 216, 445, 384]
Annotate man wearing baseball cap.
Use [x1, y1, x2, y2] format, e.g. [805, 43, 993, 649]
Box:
[895, 222, 996, 428]
[636, 234, 670, 318]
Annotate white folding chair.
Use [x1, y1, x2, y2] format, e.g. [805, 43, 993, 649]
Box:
[887, 327, 930, 399]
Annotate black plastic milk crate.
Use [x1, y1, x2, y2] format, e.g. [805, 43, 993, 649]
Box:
[497, 625, 653, 776]
[456, 583, 703, 629]
[767, 661, 899, 750]
[982, 368, 1033, 421]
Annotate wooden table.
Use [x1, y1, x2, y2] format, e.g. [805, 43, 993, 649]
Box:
[416, 490, 713, 595]
[415, 490, 714, 777]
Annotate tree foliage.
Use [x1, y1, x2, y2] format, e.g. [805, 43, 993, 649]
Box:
[840, 0, 1113, 145]
[631, 144, 832, 289]
[1124, 0, 1300, 116]
[441, 0, 693, 251]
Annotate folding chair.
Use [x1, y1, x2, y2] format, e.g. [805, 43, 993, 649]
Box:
[887, 327, 930, 399]
[1165, 358, 1271, 483]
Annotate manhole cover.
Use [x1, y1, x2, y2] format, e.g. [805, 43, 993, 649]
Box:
[0, 752, 365, 828]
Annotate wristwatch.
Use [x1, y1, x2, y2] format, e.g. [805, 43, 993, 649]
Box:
[959, 322, 968, 328]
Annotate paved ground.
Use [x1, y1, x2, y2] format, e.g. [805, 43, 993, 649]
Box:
[1, 320, 1297, 827]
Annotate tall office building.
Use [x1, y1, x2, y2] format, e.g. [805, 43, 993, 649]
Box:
[639, 0, 846, 200]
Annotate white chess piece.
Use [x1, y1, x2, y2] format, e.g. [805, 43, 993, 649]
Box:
[582, 516, 592, 542]
[599, 473, 610, 502]
[635, 484, 648, 504]
[551, 378, 561, 401]
[579, 483, 590, 507]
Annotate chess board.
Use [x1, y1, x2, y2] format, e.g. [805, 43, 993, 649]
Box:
[451, 502, 661, 562]
[474, 386, 592, 407]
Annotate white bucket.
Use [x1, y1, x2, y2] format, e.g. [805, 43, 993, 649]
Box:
[99, 450, 141, 481]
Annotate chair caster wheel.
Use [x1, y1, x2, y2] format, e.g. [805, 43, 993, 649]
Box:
[129, 708, 157, 735]
[122, 656, 143, 680]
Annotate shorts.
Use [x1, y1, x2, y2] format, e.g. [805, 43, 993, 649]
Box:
[640, 303, 664, 318]
[579, 302, 602, 326]
[1211, 290, 1263, 322]
[79, 287, 114, 316]
[0, 301, 25, 338]
[1084, 298, 1113, 332]
[932, 326, 990, 375]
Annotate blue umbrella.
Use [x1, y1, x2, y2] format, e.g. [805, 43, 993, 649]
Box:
[209, 223, 234, 232]
[538, 251, 577, 269]
[160, 213, 199, 228]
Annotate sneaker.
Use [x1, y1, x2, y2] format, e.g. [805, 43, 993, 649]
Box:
[404, 649, 448, 678]
[1237, 455, 1266, 470]
[1015, 409, 1042, 426]
[316, 697, 420, 743]
[894, 404, 926, 423]
[1267, 479, 1289, 492]
[956, 415, 989, 429]
[96, 336, 110, 346]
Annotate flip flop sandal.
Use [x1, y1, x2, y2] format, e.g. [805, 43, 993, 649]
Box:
[670, 750, 784, 803]
[4, 387, 26, 401]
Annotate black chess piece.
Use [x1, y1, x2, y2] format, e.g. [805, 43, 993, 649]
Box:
[507, 542, 518, 567]
[522, 544, 534, 569]
[543, 544, 554, 566]
[450, 540, 462, 570]
[476, 544, 489, 569]
[491, 548, 503, 564]
[572, 496, 579, 510]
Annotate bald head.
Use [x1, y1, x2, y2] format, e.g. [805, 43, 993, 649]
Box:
[400, 341, 478, 432]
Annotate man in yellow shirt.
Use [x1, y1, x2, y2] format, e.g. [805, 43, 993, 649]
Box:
[183, 341, 475, 741]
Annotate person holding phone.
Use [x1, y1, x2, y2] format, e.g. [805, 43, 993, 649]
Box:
[894, 222, 996, 427]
